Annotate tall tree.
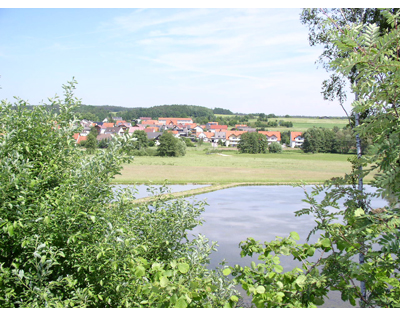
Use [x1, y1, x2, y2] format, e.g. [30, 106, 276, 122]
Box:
[300, 9, 396, 301]
[132, 130, 148, 150]
[300, 8, 398, 112]
[237, 132, 268, 154]
[230, 9, 400, 308]
[157, 132, 186, 157]
[85, 126, 98, 154]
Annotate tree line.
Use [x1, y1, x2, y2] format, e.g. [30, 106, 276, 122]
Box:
[73, 104, 233, 123]
[302, 126, 371, 154]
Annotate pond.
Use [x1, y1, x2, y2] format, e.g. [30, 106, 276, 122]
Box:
[186, 185, 387, 307]
[114, 183, 387, 307]
[188, 185, 385, 268]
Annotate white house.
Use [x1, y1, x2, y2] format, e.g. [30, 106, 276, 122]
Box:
[290, 132, 304, 148]
[158, 118, 193, 125]
[258, 131, 281, 144]
[196, 132, 214, 142]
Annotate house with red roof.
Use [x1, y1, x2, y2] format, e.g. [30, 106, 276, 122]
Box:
[144, 127, 159, 133]
[73, 133, 87, 144]
[141, 119, 159, 126]
[196, 132, 214, 142]
[225, 131, 247, 147]
[290, 132, 304, 148]
[158, 118, 193, 125]
[209, 125, 228, 132]
[258, 131, 281, 144]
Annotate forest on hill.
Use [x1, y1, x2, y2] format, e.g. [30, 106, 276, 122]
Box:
[73, 104, 233, 122]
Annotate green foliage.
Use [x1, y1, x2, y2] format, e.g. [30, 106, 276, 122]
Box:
[157, 132, 187, 157]
[85, 126, 98, 154]
[183, 137, 195, 147]
[213, 107, 233, 115]
[237, 132, 268, 154]
[233, 9, 400, 309]
[231, 234, 328, 308]
[302, 127, 331, 153]
[268, 142, 282, 153]
[0, 81, 237, 307]
[73, 104, 220, 122]
[132, 130, 148, 150]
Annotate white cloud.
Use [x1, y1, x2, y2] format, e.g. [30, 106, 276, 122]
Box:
[2, 8, 353, 116]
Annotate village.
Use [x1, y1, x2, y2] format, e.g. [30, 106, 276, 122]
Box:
[74, 116, 305, 148]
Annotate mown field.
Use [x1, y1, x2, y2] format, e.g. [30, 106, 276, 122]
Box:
[113, 145, 375, 184]
[216, 115, 349, 132]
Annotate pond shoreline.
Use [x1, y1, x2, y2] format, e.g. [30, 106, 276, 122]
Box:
[126, 182, 324, 205]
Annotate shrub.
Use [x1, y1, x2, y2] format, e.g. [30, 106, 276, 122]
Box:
[0, 80, 236, 307]
[157, 132, 186, 157]
[268, 142, 282, 153]
[238, 132, 268, 154]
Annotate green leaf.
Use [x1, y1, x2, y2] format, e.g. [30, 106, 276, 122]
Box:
[230, 295, 239, 302]
[337, 241, 347, 251]
[174, 298, 187, 308]
[295, 275, 307, 287]
[44, 216, 50, 225]
[256, 286, 265, 294]
[178, 263, 189, 274]
[290, 231, 300, 240]
[272, 256, 280, 264]
[135, 266, 146, 278]
[274, 265, 283, 273]
[223, 268, 232, 276]
[314, 297, 324, 305]
[307, 247, 315, 256]
[160, 276, 169, 288]
[321, 238, 331, 248]
[7, 224, 14, 236]
[354, 208, 364, 217]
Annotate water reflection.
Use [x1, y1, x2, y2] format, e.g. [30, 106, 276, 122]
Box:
[114, 184, 387, 307]
[189, 185, 386, 268]
[187, 185, 387, 308]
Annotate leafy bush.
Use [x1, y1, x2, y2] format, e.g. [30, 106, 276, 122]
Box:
[238, 132, 268, 154]
[268, 142, 282, 153]
[0, 80, 237, 307]
[157, 132, 186, 157]
[183, 137, 195, 147]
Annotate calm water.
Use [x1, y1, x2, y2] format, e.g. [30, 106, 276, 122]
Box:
[188, 185, 386, 268]
[186, 185, 387, 308]
[115, 184, 387, 307]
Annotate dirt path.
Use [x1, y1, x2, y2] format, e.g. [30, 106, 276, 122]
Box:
[217, 153, 231, 157]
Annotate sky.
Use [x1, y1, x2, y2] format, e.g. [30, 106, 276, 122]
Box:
[0, 4, 358, 116]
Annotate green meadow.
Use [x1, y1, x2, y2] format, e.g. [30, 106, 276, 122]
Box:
[214, 115, 349, 132]
[113, 145, 375, 185]
[113, 117, 356, 185]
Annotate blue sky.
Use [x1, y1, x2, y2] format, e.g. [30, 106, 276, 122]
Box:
[0, 6, 354, 116]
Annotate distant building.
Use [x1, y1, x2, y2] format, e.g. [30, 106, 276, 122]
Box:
[290, 132, 304, 148]
[158, 118, 193, 125]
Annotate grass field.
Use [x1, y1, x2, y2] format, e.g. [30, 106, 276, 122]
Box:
[214, 116, 349, 132]
[113, 145, 375, 185]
